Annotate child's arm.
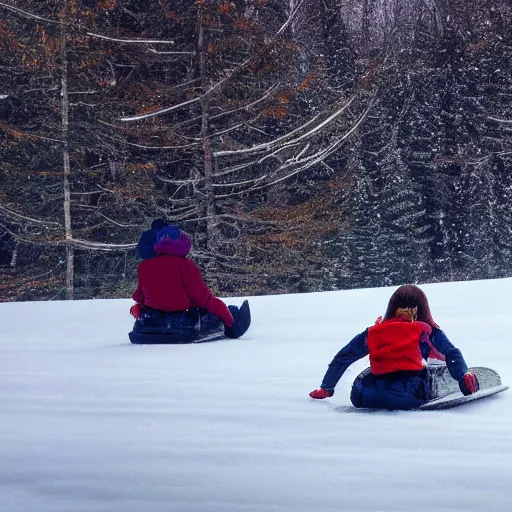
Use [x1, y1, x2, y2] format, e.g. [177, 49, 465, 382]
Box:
[130, 280, 145, 320]
[181, 260, 234, 327]
[132, 282, 144, 304]
[430, 329, 468, 381]
[310, 331, 369, 398]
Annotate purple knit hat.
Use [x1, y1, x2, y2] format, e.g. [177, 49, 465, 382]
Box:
[154, 225, 191, 257]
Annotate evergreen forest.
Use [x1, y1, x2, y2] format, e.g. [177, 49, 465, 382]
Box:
[1, 0, 511, 301]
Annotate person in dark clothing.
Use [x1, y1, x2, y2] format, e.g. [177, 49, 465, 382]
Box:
[309, 285, 480, 410]
[131, 225, 233, 327]
[136, 218, 167, 259]
[129, 225, 251, 343]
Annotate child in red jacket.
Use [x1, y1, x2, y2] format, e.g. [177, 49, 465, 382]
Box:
[309, 285, 479, 409]
[129, 226, 250, 343]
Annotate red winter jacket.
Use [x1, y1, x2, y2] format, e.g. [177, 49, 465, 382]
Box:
[367, 318, 431, 375]
[132, 255, 233, 327]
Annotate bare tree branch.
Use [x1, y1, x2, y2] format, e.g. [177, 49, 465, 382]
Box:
[120, 97, 200, 122]
[0, 203, 61, 226]
[126, 141, 200, 150]
[148, 48, 194, 55]
[0, 2, 59, 24]
[118, 1, 306, 122]
[96, 213, 141, 228]
[87, 32, 176, 45]
[487, 116, 512, 124]
[210, 83, 281, 121]
[214, 93, 358, 158]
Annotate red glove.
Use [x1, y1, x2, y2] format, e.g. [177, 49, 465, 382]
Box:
[130, 303, 142, 320]
[309, 388, 334, 399]
[459, 372, 480, 396]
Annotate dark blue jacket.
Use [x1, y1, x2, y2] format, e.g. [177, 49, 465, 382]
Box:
[137, 219, 167, 259]
[320, 328, 468, 391]
[137, 229, 159, 259]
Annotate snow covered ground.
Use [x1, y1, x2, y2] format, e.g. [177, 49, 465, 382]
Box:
[1, 279, 511, 512]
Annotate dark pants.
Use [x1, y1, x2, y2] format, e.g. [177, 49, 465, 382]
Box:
[350, 368, 431, 410]
[132, 307, 222, 342]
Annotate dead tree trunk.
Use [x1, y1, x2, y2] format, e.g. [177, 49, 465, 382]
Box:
[60, 0, 74, 299]
[197, 5, 218, 282]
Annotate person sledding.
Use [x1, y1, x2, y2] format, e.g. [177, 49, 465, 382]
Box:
[309, 284, 479, 410]
[129, 225, 250, 344]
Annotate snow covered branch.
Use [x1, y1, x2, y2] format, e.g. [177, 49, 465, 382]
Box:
[213, 98, 374, 197]
[0, 203, 61, 226]
[69, 239, 136, 251]
[250, 101, 375, 192]
[87, 33, 176, 45]
[203, 0, 306, 98]
[487, 116, 512, 124]
[126, 141, 200, 150]
[119, 97, 200, 122]
[214, 94, 358, 158]
[96, 213, 141, 228]
[118, 1, 305, 123]
[148, 48, 194, 55]
[211, 176, 268, 188]
[210, 84, 281, 121]
[0, 2, 59, 24]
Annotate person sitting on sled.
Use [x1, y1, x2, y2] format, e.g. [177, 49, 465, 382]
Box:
[309, 284, 480, 410]
[130, 225, 246, 341]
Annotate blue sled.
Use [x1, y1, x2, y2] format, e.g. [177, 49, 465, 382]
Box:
[129, 300, 251, 345]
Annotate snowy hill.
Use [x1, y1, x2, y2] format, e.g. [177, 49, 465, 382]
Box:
[1, 279, 512, 512]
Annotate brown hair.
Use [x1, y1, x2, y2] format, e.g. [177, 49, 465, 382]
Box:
[383, 284, 439, 329]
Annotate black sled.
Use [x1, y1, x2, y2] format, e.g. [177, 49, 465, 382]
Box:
[129, 300, 251, 345]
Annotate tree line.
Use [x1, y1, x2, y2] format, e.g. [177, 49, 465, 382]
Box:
[0, 0, 511, 301]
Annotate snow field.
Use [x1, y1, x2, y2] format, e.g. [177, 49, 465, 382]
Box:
[1, 278, 511, 511]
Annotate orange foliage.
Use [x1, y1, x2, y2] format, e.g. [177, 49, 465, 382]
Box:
[359, 58, 381, 86]
[435, 154, 463, 166]
[0, 274, 63, 302]
[24, 277, 61, 288]
[99, 0, 117, 10]
[40, 29, 59, 55]
[204, 15, 219, 28]
[299, 71, 316, 91]
[97, 80, 116, 87]
[233, 18, 252, 31]
[82, 9, 97, 18]
[250, 62, 276, 74]
[166, 10, 184, 21]
[135, 104, 163, 115]
[0, 21, 16, 51]
[220, 3, 233, 14]
[23, 171, 64, 176]
[468, 40, 490, 52]
[104, 182, 153, 200]
[127, 162, 158, 174]
[21, 54, 39, 68]
[251, 188, 346, 249]
[0, 122, 39, 141]
[207, 42, 215, 53]
[279, 92, 292, 104]
[263, 105, 288, 119]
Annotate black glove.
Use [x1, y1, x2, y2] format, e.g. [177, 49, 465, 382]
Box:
[224, 305, 241, 338]
[224, 300, 251, 339]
